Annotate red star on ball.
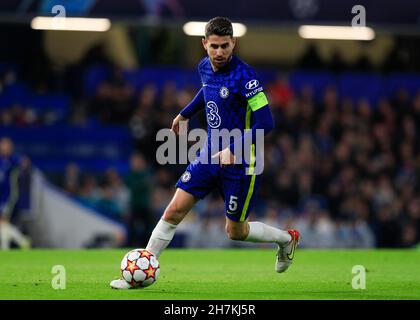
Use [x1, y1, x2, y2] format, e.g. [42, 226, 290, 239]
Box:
[125, 260, 140, 275]
[143, 265, 157, 280]
[140, 250, 153, 259]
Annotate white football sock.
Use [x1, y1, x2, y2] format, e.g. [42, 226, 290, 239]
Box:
[146, 219, 177, 258]
[245, 222, 291, 245]
[0, 223, 10, 250]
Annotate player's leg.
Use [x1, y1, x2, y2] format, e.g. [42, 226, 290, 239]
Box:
[222, 171, 300, 273]
[225, 217, 292, 244]
[145, 188, 198, 258]
[145, 160, 218, 258]
[111, 188, 198, 289]
[225, 217, 300, 272]
[111, 161, 216, 289]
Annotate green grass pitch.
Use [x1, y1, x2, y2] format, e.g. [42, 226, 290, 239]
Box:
[0, 248, 419, 300]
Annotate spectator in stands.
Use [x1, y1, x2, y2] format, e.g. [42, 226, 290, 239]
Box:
[266, 73, 293, 109]
[0, 137, 31, 249]
[129, 84, 159, 161]
[96, 183, 123, 221]
[62, 162, 81, 196]
[0, 109, 13, 127]
[124, 152, 153, 247]
[13, 155, 33, 235]
[158, 82, 178, 120]
[104, 168, 130, 219]
[90, 65, 135, 124]
[296, 43, 326, 69]
[76, 174, 100, 209]
[329, 50, 348, 73]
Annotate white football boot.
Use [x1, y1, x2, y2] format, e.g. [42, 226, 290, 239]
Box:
[110, 279, 134, 290]
[275, 229, 300, 273]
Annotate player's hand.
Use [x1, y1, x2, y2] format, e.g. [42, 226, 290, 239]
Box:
[213, 147, 236, 167]
[171, 114, 188, 135]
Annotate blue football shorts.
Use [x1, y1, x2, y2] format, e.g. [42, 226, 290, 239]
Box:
[175, 160, 260, 222]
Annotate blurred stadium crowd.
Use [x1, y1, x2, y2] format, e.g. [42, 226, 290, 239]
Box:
[1, 44, 419, 249]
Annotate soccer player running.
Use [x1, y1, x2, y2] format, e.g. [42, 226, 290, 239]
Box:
[111, 17, 299, 289]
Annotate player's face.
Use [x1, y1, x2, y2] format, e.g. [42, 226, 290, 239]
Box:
[202, 35, 236, 70]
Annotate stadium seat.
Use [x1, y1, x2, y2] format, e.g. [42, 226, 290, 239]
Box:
[122, 67, 201, 94]
[28, 93, 70, 120]
[337, 72, 383, 106]
[384, 73, 420, 97]
[83, 64, 111, 96]
[0, 82, 29, 108]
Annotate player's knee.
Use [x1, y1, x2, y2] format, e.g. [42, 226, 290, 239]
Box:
[163, 203, 187, 225]
[226, 225, 248, 241]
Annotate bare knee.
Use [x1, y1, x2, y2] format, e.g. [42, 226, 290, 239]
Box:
[163, 202, 188, 225]
[225, 223, 249, 241]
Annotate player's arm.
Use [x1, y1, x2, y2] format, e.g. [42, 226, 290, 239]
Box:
[171, 88, 205, 135]
[217, 93, 274, 167]
[235, 73, 275, 150]
[230, 93, 274, 153]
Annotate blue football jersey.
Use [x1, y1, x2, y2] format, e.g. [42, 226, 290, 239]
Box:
[198, 55, 266, 160]
[176, 55, 269, 221]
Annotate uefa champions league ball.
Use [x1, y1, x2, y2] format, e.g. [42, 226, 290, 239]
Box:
[120, 248, 160, 288]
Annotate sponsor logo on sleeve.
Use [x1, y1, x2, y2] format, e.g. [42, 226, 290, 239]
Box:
[245, 79, 263, 98]
[245, 87, 263, 98]
[245, 79, 260, 90]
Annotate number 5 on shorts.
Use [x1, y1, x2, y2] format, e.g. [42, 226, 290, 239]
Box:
[229, 195, 238, 212]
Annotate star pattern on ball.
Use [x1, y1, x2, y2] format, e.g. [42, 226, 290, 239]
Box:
[125, 259, 140, 275]
[144, 265, 157, 280]
[140, 250, 153, 259]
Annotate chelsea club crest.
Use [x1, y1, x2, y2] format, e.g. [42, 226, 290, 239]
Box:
[181, 171, 191, 183]
[219, 86, 229, 99]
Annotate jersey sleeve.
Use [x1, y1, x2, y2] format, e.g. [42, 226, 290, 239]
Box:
[179, 88, 204, 119]
[227, 67, 273, 159]
[239, 69, 269, 112]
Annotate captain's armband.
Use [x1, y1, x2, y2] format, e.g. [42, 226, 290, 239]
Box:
[247, 92, 269, 111]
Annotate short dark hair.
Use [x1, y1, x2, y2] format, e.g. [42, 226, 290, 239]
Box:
[205, 17, 233, 38]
